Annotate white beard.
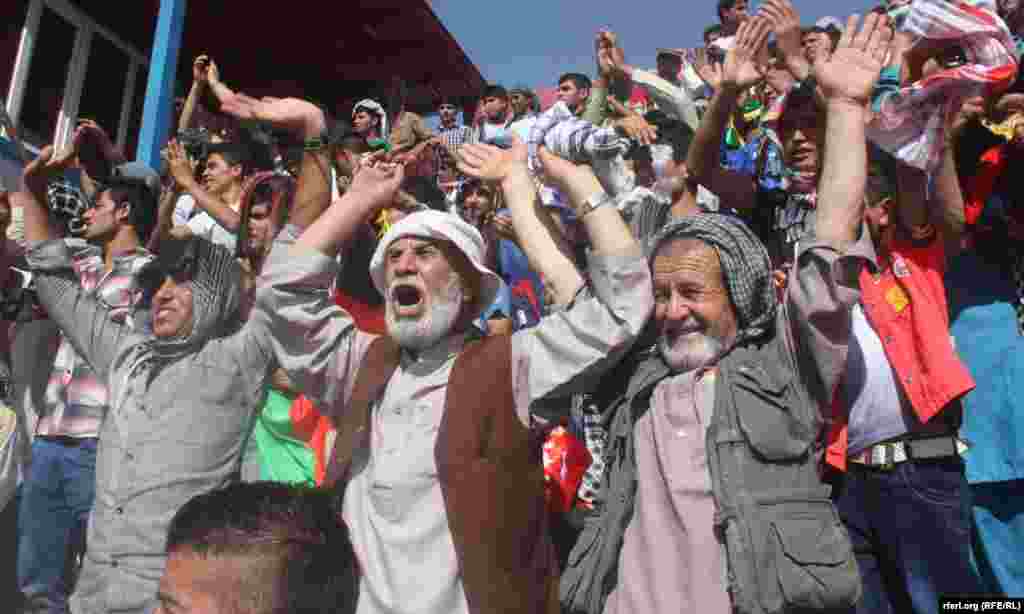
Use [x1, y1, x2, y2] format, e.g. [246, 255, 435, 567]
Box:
[385, 273, 465, 352]
[658, 327, 725, 373]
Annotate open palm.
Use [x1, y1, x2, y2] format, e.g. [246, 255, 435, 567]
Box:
[814, 13, 893, 106]
[722, 18, 771, 91]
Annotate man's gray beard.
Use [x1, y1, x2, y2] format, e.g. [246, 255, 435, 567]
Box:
[385, 273, 465, 352]
[658, 329, 725, 373]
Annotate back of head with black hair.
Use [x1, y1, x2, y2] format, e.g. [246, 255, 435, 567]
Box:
[481, 84, 509, 100]
[704, 23, 723, 43]
[166, 482, 359, 614]
[558, 73, 592, 92]
[642, 110, 695, 163]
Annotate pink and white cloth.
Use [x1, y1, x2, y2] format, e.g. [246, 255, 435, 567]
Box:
[868, 0, 1019, 171]
[526, 101, 630, 175]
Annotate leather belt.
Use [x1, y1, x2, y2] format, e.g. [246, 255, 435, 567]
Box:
[848, 435, 968, 470]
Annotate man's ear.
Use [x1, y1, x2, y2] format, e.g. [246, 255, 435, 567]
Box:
[117, 202, 132, 222]
[230, 164, 243, 180]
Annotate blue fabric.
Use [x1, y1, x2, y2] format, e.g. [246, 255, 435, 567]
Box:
[871, 65, 902, 113]
[970, 480, 1024, 596]
[496, 235, 544, 329]
[947, 252, 1024, 484]
[719, 129, 786, 193]
[18, 438, 98, 614]
[834, 460, 983, 614]
[475, 281, 513, 334]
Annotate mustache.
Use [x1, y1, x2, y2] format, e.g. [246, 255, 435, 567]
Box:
[664, 319, 703, 337]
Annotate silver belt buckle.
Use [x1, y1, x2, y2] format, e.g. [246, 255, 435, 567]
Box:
[869, 443, 897, 470]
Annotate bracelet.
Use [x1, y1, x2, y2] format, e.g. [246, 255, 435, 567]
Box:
[303, 131, 332, 152]
[578, 192, 615, 218]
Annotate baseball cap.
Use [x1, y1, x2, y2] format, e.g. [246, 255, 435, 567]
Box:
[108, 161, 161, 197]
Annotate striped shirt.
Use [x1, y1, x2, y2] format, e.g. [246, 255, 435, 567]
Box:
[433, 124, 474, 189]
[37, 241, 152, 439]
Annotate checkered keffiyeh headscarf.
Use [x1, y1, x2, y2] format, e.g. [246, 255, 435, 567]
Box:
[650, 214, 778, 343]
[46, 179, 90, 236]
[130, 237, 243, 374]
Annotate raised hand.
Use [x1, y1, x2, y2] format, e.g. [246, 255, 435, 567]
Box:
[192, 55, 211, 84]
[595, 30, 628, 78]
[207, 58, 221, 85]
[596, 31, 617, 78]
[722, 17, 771, 91]
[456, 139, 529, 184]
[695, 55, 724, 91]
[162, 140, 197, 189]
[760, 0, 803, 65]
[608, 97, 658, 145]
[814, 13, 893, 107]
[75, 119, 122, 164]
[346, 160, 405, 211]
[536, 148, 605, 213]
[22, 145, 76, 190]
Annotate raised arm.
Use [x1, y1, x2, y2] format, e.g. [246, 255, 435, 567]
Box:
[149, 180, 188, 250]
[17, 151, 137, 375]
[933, 96, 984, 256]
[215, 93, 333, 235]
[505, 151, 653, 415]
[538, 148, 637, 257]
[685, 18, 770, 211]
[601, 31, 700, 132]
[179, 55, 212, 133]
[787, 13, 893, 407]
[814, 13, 892, 249]
[21, 146, 72, 243]
[458, 140, 583, 306]
[761, 0, 812, 83]
[164, 139, 241, 233]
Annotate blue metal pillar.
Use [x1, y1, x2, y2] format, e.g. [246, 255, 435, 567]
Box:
[135, 0, 187, 168]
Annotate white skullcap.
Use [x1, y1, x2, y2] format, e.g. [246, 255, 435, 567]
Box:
[369, 210, 503, 320]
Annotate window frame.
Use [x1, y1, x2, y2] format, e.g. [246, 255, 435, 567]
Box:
[3, 0, 150, 154]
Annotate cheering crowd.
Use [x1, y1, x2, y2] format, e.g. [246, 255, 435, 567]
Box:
[1, 0, 1024, 612]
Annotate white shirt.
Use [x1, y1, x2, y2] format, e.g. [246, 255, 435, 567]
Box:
[172, 194, 196, 227]
[185, 208, 237, 251]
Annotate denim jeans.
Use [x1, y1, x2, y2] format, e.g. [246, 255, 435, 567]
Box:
[17, 437, 97, 614]
[834, 458, 983, 614]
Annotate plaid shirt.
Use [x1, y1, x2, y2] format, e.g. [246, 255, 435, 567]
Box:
[433, 124, 474, 190]
[37, 241, 152, 439]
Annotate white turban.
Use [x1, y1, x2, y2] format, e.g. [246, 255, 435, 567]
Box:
[369, 210, 503, 320]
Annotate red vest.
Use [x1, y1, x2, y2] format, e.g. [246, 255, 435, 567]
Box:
[826, 234, 975, 470]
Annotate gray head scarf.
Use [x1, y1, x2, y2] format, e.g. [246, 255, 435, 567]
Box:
[650, 213, 777, 345]
[132, 237, 242, 371]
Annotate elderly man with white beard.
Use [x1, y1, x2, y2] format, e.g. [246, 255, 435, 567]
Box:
[561, 13, 891, 614]
[248, 91, 652, 612]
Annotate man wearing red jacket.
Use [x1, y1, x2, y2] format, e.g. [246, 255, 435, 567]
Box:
[828, 149, 983, 614]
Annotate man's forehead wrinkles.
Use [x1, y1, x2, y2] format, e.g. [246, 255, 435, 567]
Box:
[389, 237, 439, 251]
